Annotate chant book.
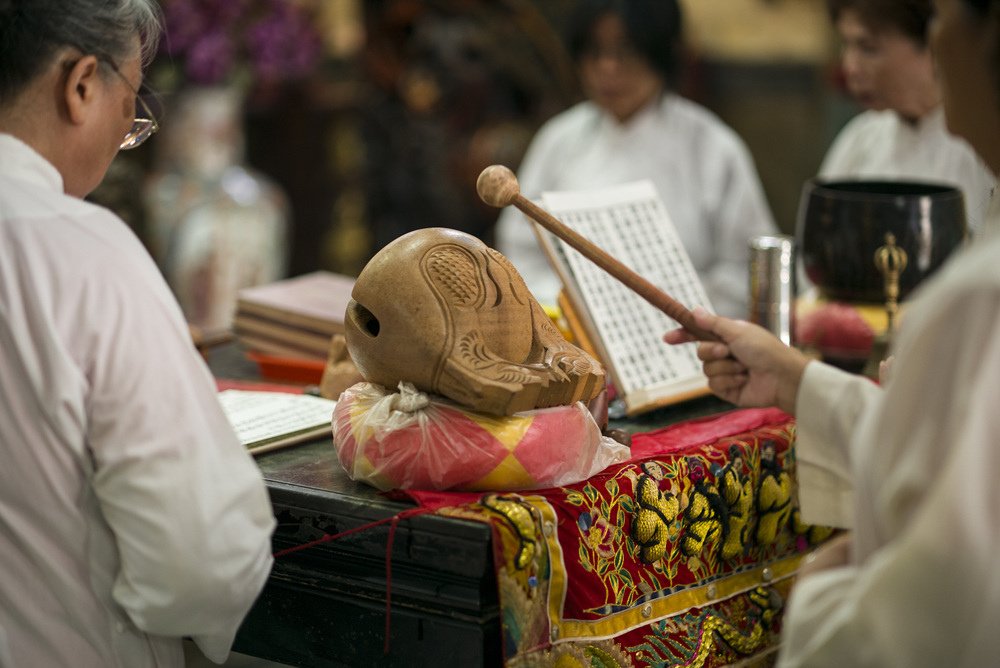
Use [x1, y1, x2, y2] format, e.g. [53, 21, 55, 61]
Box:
[218, 389, 336, 455]
[532, 180, 711, 415]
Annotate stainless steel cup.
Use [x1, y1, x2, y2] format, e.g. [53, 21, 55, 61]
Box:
[749, 235, 796, 345]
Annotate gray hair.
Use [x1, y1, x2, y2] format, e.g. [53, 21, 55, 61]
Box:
[0, 0, 163, 104]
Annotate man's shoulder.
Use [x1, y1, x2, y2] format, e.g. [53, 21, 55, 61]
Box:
[2, 184, 142, 254]
[1, 188, 159, 307]
[660, 94, 751, 154]
[834, 110, 904, 142]
[661, 94, 722, 124]
[820, 110, 902, 176]
[533, 101, 601, 140]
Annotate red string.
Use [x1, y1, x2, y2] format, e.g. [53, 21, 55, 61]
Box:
[271, 507, 430, 558]
[384, 513, 402, 654]
[271, 517, 393, 558]
[271, 506, 433, 654]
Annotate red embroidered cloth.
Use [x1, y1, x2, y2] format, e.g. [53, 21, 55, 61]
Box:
[403, 407, 830, 666]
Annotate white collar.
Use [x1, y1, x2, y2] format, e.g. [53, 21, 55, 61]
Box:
[896, 105, 946, 136]
[595, 93, 671, 134]
[0, 133, 65, 193]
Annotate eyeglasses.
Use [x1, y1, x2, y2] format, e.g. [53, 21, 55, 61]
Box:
[99, 57, 159, 150]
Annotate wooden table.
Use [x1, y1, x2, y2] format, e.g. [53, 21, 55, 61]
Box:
[235, 440, 502, 667]
[211, 344, 734, 667]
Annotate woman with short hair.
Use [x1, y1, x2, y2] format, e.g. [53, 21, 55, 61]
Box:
[495, 0, 778, 319]
[820, 0, 999, 236]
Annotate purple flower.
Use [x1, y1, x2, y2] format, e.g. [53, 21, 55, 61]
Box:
[245, 6, 322, 82]
[157, 0, 322, 87]
[584, 514, 615, 560]
[184, 30, 236, 86]
[161, 0, 209, 53]
[212, 0, 253, 25]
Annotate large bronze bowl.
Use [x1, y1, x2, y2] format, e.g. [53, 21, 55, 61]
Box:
[797, 179, 967, 303]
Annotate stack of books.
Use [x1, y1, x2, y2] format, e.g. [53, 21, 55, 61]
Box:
[233, 271, 355, 360]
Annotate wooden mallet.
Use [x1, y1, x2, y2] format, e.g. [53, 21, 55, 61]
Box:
[477, 164, 720, 342]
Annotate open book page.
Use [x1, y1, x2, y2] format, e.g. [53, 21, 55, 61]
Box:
[218, 389, 336, 455]
[536, 181, 711, 415]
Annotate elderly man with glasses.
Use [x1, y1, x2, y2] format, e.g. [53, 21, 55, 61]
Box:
[0, 2, 275, 667]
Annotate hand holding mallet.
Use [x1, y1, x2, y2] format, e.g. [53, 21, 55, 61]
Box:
[476, 165, 720, 342]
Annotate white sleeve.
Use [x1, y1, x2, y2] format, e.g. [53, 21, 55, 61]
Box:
[702, 137, 779, 319]
[793, 361, 881, 528]
[779, 279, 1000, 666]
[86, 267, 274, 663]
[0, 623, 11, 668]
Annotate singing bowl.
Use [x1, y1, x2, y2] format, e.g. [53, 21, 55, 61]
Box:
[797, 179, 968, 303]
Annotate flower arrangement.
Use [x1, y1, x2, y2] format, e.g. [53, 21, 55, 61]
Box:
[156, 0, 324, 90]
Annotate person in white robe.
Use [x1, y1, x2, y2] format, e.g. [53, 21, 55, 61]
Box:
[0, 2, 275, 666]
[494, 0, 777, 319]
[664, 0, 1000, 662]
[819, 0, 998, 237]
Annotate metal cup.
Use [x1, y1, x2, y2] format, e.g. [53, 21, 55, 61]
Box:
[748, 235, 796, 345]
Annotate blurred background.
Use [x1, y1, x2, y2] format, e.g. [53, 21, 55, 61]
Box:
[90, 0, 852, 334]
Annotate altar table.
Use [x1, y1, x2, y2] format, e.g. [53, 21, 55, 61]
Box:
[229, 391, 825, 668]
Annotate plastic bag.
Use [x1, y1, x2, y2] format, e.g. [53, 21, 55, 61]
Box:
[332, 382, 631, 491]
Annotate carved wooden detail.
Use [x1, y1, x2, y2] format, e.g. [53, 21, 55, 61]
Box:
[344, 227, 604, 415]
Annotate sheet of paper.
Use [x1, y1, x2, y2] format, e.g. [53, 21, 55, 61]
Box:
[218, 389, 336, 451]
[539, 181, 710, 410]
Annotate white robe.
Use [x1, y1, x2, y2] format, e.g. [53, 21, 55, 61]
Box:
[819, 106, 999, 237]
[0, 134, 275, 667]
[495, 94, 778, 319]
[780, 230, 1000, 666]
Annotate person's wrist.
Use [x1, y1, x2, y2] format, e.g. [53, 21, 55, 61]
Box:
[777, 351, 810, 415]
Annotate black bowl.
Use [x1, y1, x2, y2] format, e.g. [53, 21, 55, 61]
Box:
[797, 179, 968, 303]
